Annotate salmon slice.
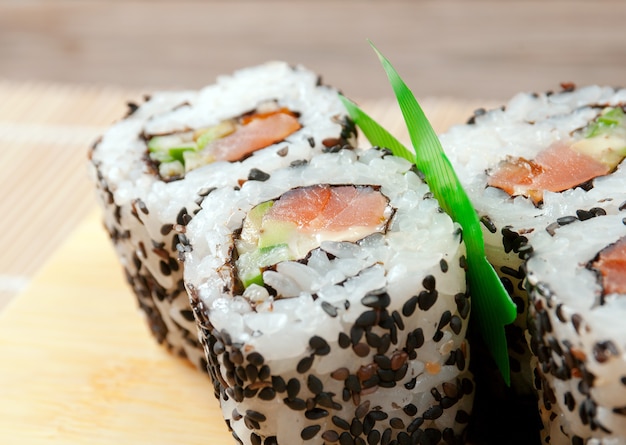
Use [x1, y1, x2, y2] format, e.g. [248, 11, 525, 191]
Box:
[590, 237, 626, 295]
[210, 110, 301, 162]
[235, 184, 392, 288]
[266, 184, 390, 232]
[487, 142, 610, 204]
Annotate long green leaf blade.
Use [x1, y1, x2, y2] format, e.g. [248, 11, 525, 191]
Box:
[339, 96, 414, 162]
[363, 42, 517, 384]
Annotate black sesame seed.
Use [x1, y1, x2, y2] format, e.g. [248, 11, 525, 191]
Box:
[250, 432, 261, 445]
[404, 377, 417, 390]
[377, 369, 396, 383]
[613, 406, 626, 415]
[461, 377, 474, 395]
[244, 416, 260, 430]
[557, 215, 577, 226]
[301, 424, 321, 441]
[258, 387, 276, 401]
[389, 418, 405, 429]
[310, 336, 331, 356]
[248, 168, 270, 182]
[438, 310, 452, 330]
[283, 397, 307, 410]
[418, 290, 438, 311]
[345, 375, 361, 393]
[258, 365, 270, 381]
[374, 355, 391, 370]
[381, 428, 392, 445]
[333, 415, 351, 430]
[247, 352, 264, 367]
[391, 310, 404, 330]
[307, 375, 324, 395]
[367, 429, 380, 445]
[455, 410, 470, 424]
[407, 417, 424, 433]
[315, 392, 335, 409]
[246, 364, 258, 383]
[576, 209, 594, 221]
[339, 432, 355, 445]
[433, 330, 444, 342]
[287, 378, 301, 399]
[422, 275, 436, 291]
[480, 215, 497, 233]
[322, 301, 339, 317]
[449, 315, 463, 335]
[338, 332, 351, 349]
[402, 296, 419, 317]
[501, 265, 525, 279]
[440, 397, 457, 409]
[564, 391, 576, 411]
[366, 331, 382, 348]
[272, 375, 287, 392]
[306, 408, 329, 420]
[351, 326, 364, 345]
[377, 334, 391, 355]
[421, 428, 442, 445]
[297, 355, 315, 373]
[350, 418, 363, 436]
[368, 410, 388, 421]
[160, 224, 173, 236]
[397, 432, 410, 445]
[414, 328, 425, 348]
[290, 159, 308, 168]
[394, 364, 408, 381]
[245, 409, 266, 423]
[590, 207, 606, 217]
[355, 310, 378, 327]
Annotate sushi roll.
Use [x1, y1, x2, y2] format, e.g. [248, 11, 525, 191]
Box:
[183, 149, 474, 445]
[88, 61, 357, 370]
[526, 212, 626, 445]
[439, 84, 626, 442]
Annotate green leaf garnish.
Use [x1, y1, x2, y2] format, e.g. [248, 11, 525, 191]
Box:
[342, 42, 517, 384]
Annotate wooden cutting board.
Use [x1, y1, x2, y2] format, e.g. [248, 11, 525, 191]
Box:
[0, 210, 227, 444]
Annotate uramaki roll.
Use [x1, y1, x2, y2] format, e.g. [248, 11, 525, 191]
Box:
[89, 62, 356, 370]
[183, 149, 474, 445]
[440, 84, 626, 443]
[526, 212, 626, 445]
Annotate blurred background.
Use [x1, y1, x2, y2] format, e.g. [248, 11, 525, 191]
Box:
[1, 0, 625, 309]
[2, 1, 625, 100]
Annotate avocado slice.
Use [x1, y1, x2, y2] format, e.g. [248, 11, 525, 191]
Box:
[573, 107, 626, 169]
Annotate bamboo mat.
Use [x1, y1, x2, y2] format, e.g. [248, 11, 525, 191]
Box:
[0, 79, 498, 311]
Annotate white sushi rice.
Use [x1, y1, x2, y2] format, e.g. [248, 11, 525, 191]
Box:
[184, 149, 474, 445]
[526, 213, 626, 445]
[89, 61, 356, 370]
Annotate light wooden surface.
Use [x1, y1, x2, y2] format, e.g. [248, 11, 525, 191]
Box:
[0, 210, 225, 444]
